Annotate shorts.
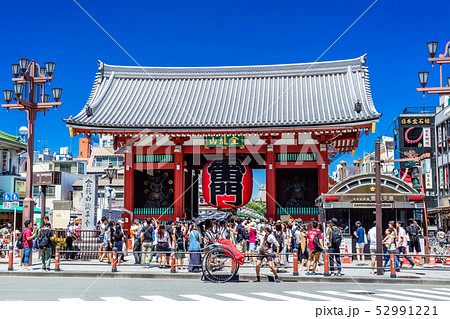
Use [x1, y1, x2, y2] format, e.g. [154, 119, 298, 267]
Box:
[248, 242, 256, 251]
[257, 252, 274, 262]
[106, 243, 112, 251]
[370, 249, 376, 260]
[156, 243, 169, 254]
[409, 238, 421, 253]
[356, 243, 365, 249]
[308, 249, 320, 262]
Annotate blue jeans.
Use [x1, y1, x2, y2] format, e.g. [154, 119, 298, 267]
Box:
[22, 247, 32, 265]
[329, 247, 341, 273]
[383, 251, 399, 268]
[397, 246, 415, 267]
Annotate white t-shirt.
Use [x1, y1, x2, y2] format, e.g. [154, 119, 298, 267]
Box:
[367, 227, 377, 250]
[398, 227, 408, 248]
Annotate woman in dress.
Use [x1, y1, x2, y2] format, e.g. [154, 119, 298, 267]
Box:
[188, 224, 202, 272]
[156, 224, 170, 268]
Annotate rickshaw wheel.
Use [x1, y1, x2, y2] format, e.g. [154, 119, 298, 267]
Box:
[202, 246, 239, 283]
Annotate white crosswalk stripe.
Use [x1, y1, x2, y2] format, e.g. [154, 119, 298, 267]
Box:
[181, 294, 223, 301]
[433, 288, 450, 292]
[251, 292, 302, 301]
[100, 297, 130, 302]
[319, 290, 379, 301]
[141, 295, 176, 301]
[378, 289, 450, 301]
[284, 291, 342, 301]
[408, 288, 450, 297]
[217, 293, 264, 301]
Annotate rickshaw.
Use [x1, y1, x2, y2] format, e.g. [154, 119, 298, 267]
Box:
[193, 211, 245, 283]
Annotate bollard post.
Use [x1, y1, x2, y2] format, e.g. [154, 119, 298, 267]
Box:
[112, 247, 118, 272]
[389, 249, 396, 278]
[55, 246, 60, 271]
[293, 249, 299, 276]
[8, 248, 13, 271]
[324, 249, 330, 277]
[170, 253, 176, 273]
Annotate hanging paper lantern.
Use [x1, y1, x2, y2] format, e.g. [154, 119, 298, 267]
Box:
[202, 159, 253, 208]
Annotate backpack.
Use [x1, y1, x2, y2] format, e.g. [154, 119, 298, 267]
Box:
[175, 231, 184, 249]
[274, 231, 284, 251]
[16, 230, 25, 249]
[243, 229, 249, 240]
[313, 232, 323, 252]
[331, 227, 342, 247]
[38, 229, 50, 248]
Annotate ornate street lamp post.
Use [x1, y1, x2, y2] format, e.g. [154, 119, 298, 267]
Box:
[416, 41, 450, 96]
[415, 41, 450, 262]
[2, 59, 63, 227]
[104, 161, 117, 220]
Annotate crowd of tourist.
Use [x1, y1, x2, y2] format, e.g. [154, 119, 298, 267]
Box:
[1, 214, 448, 277]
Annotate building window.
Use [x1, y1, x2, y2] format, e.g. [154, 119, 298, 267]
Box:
[78, 163, 85, 174]
[33, 186, 40, 197]
[47, 186, 56, 198]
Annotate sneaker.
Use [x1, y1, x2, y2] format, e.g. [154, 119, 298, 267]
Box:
[310, 272, 317, 275]
[275, 277, 281, 283]
[305, 272, 311, 275]
[253, 278, 261, 282]
[26, 268, 33, 271]
[336, 272, 343, 277]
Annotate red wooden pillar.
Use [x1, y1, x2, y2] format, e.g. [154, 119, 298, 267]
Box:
[174, 144, 185, 220]
[266, 143, 277, 221]
[124, 143, 134, 230]
[318, 143, 329, 196]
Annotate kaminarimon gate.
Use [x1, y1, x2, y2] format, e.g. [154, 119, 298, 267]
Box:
[65, 55, 381, 230]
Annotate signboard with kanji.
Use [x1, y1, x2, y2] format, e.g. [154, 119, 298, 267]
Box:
[82, 175, 98, 230]
[202, 159, 252, 208]
[1, 150, 10, 173]
[400, 118, 431, 125]
[204, 135, 244, 149]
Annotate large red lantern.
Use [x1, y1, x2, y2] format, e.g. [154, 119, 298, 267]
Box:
[202, 159, 253, 209]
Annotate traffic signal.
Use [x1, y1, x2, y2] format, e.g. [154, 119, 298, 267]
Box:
[410, 166, 422, 189]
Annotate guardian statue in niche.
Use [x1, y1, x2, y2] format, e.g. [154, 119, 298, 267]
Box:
[285, 176, 309, 207]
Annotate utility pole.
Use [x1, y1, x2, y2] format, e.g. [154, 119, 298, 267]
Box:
[375, 140, 383, 275]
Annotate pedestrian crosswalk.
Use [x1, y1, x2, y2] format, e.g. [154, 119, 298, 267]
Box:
[56, 287, 450, 302]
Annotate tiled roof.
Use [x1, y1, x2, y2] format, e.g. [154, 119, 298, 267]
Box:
[64, 56, 380, 130]
[73, 178, 124, 187]
[0, 131, 27, 149]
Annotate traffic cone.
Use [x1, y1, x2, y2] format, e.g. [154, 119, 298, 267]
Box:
[342, 245, 352, 264]
[445, 249, 450, 266]
[427, 248, 436, 266]
[415, 252, 421, 266]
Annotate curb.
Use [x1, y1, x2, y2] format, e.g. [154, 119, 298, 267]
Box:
[1, 271, 450, 285]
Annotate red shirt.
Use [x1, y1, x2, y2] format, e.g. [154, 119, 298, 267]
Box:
[23, 228, 33, 248]
[307, 229, 322, 250]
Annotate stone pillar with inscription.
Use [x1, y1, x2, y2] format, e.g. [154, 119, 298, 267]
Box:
[82, 175, 98, 230]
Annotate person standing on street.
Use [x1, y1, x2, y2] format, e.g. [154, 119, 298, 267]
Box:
[131, 219, 143, 264]
[187, 224, 202, 273]
[406, 218, 423, 266]
[397, 221, 415, 268]
[38, 223, 54, 271]
[114, 220, 125, 264]
[98, 217, 108, 262]
[21, 220, 38, 271]
[367, 221, 377, 274]
[234, 219, 248, 254]
[327, 218, 343, 276]
[141, 217, 154, 268]
[353, 221, 366, 266]
[254, 226, 281, 283]
[306, 221, 323, 275]
[65, 221, 78, 260]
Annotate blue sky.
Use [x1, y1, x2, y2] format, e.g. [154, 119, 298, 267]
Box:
[1, 0, 449, 198]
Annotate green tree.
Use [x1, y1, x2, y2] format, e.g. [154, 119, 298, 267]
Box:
[245, 200, 266, 216]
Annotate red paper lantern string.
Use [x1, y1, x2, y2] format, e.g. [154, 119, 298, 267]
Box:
[404, 127, 423, 144]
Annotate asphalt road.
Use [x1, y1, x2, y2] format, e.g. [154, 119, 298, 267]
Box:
[1, 276, 450, 302]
